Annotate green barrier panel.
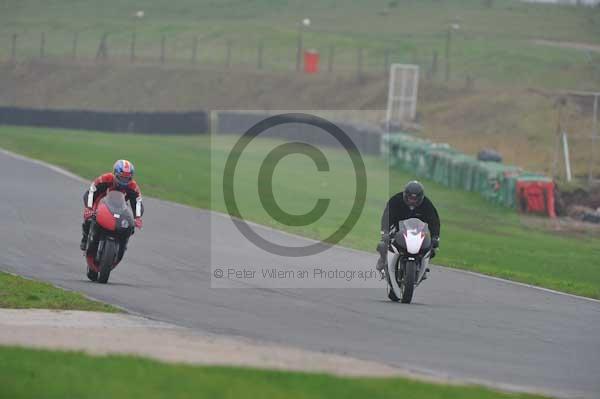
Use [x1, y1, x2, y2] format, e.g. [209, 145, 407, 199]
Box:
[384, 133, 549, 210]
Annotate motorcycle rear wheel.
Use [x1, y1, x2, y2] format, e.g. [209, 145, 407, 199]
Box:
[98, 240, 117, 284]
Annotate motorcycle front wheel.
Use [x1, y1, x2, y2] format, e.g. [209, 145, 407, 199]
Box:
[98, 240, 117, 284]
[86, 268, 98, 282]
[401, 260, 416, 303]
[387, 260, 416, 303]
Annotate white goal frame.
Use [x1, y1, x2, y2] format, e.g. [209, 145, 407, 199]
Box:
[385, 64, 419, 132]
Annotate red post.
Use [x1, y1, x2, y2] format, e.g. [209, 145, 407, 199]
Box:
[303, 49, 319, 74]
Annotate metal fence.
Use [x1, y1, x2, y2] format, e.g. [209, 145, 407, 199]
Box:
[2, 31, 446, 81]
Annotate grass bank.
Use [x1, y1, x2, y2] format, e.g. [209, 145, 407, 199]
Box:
[1, 0, 599, 89]
[0, 271, 119, 312]
[0, 126, 598, 298]
[0, 346, 547, 399]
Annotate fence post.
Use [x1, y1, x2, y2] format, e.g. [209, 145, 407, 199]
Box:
[191, 36, 198, 64]
[160, 35, 166, 64]
[589, 94, 599, 185]
[226, 40, 232, 68]
[357, 47, 364, 82]
[130, 32, 136, 63]
[96, 33, 108, 61]
[445, 27, 451, 82]
[431, 50, 438, 80]
[328, 45, 334, 73]
[465, 74, 475, 91]
[295, 26, 303, 72]
[72, 32, 78, 60]
[384, 49, 390, 75]
[11, 33, 17, 61]
[257, 40, 264, 70]
[40, 32, 46, 58]
[412, 49, 419, 66]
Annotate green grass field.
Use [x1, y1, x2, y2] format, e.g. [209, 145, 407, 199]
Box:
[0, 271, 119, 312]
[1, 126, 598, 298]
[0, 346, 547, 399]
[1, 0, 599, 88]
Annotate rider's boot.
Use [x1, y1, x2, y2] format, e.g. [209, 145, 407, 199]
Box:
[376, 255, 386, 272]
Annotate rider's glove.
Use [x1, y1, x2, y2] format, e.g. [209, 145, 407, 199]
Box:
[380, 231, 392, 244]
[432, 236, 440, 249]
[83, 207, 95, 220]
[135, 217, 143, 229]
[377, 231, 391, 256]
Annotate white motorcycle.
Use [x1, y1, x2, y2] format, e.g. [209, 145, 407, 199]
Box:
[385, 218, 433, 303]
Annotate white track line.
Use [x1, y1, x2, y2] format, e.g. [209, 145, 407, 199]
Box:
[1, 146, 598, 305]
[442, 267, 600, 304]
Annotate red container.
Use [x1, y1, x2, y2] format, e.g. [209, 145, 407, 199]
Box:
[516, 180, 556, 218]
[303, 50, 319, 74]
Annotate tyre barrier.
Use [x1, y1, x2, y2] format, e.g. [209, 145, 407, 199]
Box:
[384, 133, 556, 217]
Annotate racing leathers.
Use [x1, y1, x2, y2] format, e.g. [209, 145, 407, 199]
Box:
[80, 173, 144, 252]
[376, 192, 440, 272]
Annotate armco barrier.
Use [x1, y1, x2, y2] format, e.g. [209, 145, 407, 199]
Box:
[0, 107, 210, 134]
[216, 112, 382, 155]
[383, 133, 556, 217]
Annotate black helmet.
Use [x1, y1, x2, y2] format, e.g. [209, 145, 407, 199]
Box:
[403, 181, 424, 209]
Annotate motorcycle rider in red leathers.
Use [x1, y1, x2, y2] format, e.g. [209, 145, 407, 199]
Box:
[80, 160, 144, 251]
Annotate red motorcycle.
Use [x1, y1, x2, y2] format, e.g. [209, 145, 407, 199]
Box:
[82, 191, 135, 284]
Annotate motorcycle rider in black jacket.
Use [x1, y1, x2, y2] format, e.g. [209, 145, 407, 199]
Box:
[376, 181, 441, 274]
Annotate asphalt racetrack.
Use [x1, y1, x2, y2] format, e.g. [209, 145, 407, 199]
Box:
[1, 150, 599, 398]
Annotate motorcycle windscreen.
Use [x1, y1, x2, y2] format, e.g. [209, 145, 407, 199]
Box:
[398, 218, 428, 234]
[397, 218, 431, 254]
[101, 191, 135, 232]
[103, 191, 133, 218]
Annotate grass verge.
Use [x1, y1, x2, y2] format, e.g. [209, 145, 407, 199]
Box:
[0, 126, 598, 298]
[0, 345, 548, 399]
[0, 270, 119, 312]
